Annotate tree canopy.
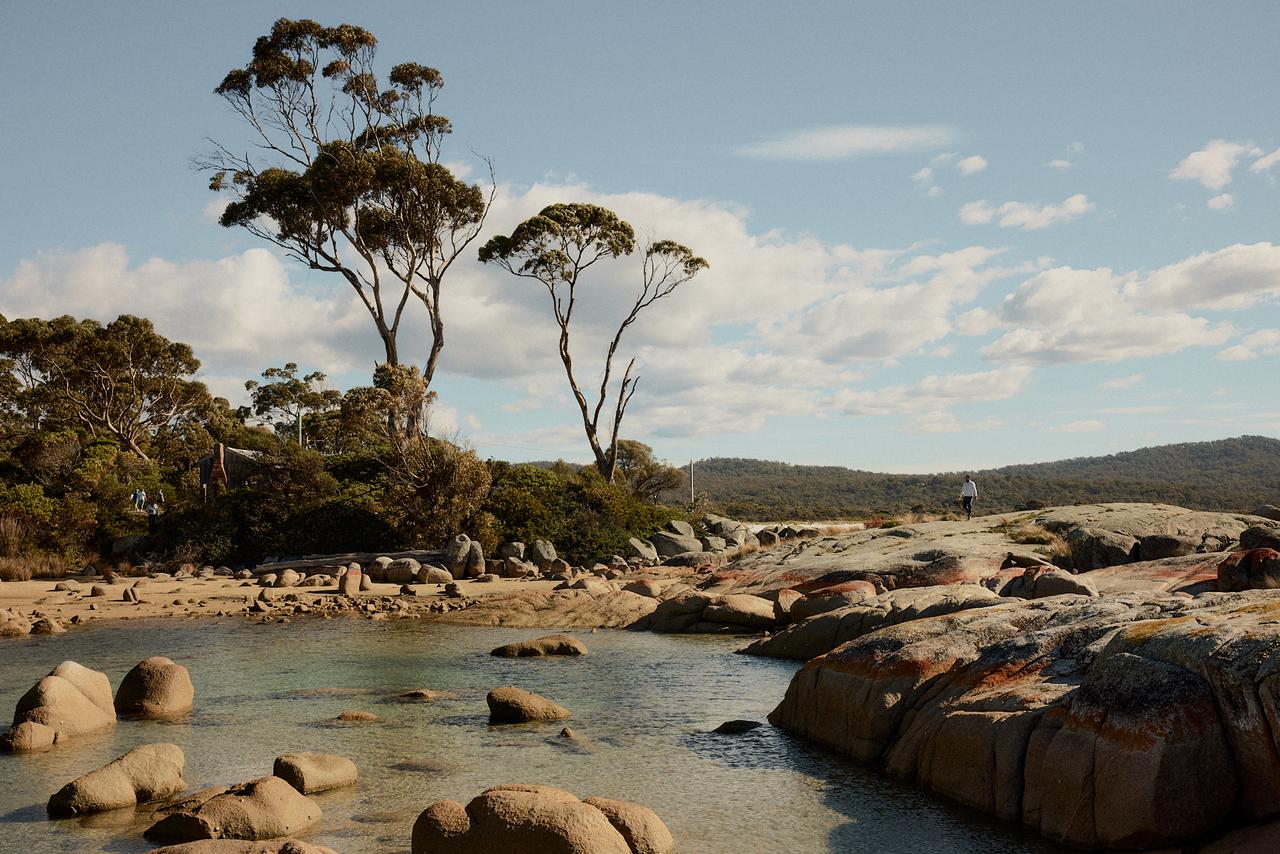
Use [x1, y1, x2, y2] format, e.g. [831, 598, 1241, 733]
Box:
[203, 18, 492, 432]
[0, 314, 210, 460]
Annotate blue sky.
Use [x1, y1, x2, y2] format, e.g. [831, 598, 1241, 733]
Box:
[3, 2, 1279, 472]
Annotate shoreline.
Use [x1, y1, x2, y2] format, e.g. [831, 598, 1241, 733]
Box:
[0, 574, 583, 634]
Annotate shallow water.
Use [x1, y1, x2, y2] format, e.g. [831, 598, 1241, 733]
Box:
[0, 616, 1064, 853]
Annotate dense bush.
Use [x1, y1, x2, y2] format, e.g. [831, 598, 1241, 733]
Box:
[482, 462, 682, 564]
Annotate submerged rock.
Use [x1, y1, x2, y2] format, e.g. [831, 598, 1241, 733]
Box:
[273, 752, 357, 794]
[491, 634, 588, 657]
[147, 841, 338, 854]
[2, 660, 115, 752]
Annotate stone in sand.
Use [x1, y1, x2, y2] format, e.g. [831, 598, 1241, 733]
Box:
[339, 566, 362, 597]
[148, 841, 338, 853]
[335, 710, 379, 723]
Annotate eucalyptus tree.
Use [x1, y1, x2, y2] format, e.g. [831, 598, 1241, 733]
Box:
[479, 203, 708, 482]
[244, 363, 341, 447]
[202, 18, 492, 422]
[0, 314, 211, 461]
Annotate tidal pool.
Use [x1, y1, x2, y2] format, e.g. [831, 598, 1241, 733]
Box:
[0, 616, 1064, 853]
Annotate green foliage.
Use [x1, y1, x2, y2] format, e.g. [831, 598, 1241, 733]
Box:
[482, 462, 682, 564]
[387, 436, 491, 548]
[0, 314, 210, 460]
[244, 363, 341, 446]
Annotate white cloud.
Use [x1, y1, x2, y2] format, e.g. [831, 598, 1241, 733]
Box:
[1207, 193, 1234, 210]
[956, 155, 988, 175]
[1170, 139, 1261, 190]
[0, 244, 370, 397]
[1252, 148, 1280, 173]
[982, 265, 1234, 365]
[908, 411, 1003, 434]
[1049, 420, 1104, 433]
[1101, 373, 1144, 389]
[1217, 329, 1280, 361]
[926, 186, 944, 198]
[910, 167, 933, 184]
[832, 365, 1033, 417]
[1046, 159, 1072, 170]
[1129, 242, 1280, 311]
[959, 194, 1093, 230]
[1066, 142, 1085, 155]
[736, 124, 958, 160]
[767, 246, 1029, 365]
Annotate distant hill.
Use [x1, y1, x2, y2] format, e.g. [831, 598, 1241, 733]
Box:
[691, 435, 1280, 521]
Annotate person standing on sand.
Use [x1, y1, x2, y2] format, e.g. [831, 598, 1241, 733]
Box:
[960, 475, 978, 520]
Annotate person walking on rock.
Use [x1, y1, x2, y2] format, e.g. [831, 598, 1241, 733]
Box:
[960, 476, 978, 520]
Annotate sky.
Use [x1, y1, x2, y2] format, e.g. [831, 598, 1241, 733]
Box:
[2, 1, 1280, 473]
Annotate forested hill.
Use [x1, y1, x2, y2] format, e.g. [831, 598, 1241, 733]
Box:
[693, 435, 1280, 521]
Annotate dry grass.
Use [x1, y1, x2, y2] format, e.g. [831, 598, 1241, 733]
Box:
[0, 554, 71, 582]
[0, 516, 27, 558]
[1000, 521, 1071, 561]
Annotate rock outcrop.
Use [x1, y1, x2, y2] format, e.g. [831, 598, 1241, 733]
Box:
[2, 660, 115, 752]
[491, 634, 588, 657]
[410, 785, 673, 854]
[768, 589, 1280, 850]
[47, 743, 185, 815]
[146, 776, 321, 842]
[115, 656, 194, 718]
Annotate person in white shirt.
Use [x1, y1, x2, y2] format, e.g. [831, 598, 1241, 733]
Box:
[960, 476, 978, 519]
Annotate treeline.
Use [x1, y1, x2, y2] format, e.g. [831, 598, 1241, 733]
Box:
[0, 313, 685, 572]
[694, 436, 1280, 520]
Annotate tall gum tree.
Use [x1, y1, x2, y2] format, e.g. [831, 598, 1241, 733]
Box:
[0, 314, 211, 461]
[200, 18, 492, 427]
[479, 203, 707, 482]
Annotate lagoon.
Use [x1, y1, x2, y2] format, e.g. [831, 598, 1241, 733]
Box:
[0, 617, 1062, 853]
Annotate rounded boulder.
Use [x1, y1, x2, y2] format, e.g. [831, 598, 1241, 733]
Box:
[115, 656, 194, 718]
[273, 752, 358, 794]
[487, 687, 571, 724]
[411, 785, 673, 854]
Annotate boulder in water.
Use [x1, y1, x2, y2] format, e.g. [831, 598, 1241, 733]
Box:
[115, 656, 194, 718]
[491, 634, 588, 657]
[272, 752, 357, 794]
[487, 687, 571, 723]
[411, 785, 672, 854]
[47, 743, 185, 816]
[145, 776, 321, 842]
